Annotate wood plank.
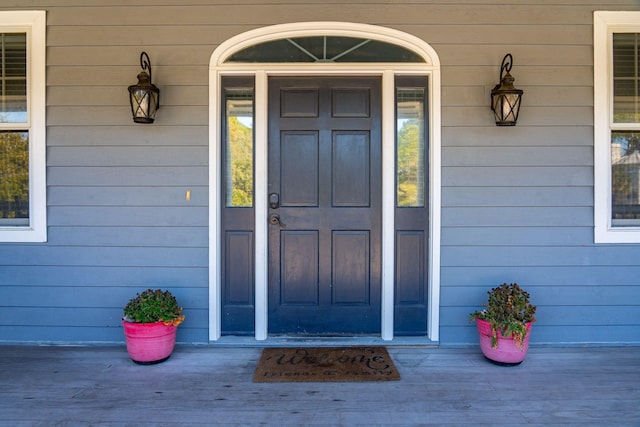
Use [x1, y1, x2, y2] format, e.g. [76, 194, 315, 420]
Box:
[48, 85, 208, 107]
[442, 226, 592, 246]
[0, 266, 207, 287]
[48, 166, 207, 186]
[443, 126, 594, 147]
[444, 285, 640, 306]
[443, 265, 640, 286]
[48, 105, 208, 126]
[444, 186, 592, 207]
[441, 206, 593, 227]
[0, 246, 207, 267]
[47, 125, 208, 146]
[49, 23, 592, 47]
[48, 187, 208, 207]
[444, 85, 593, 108]
[0, 285, 208, 309]
[0, 307, 208, 328]
[47, 226, 208, 247]
[43, 4, 597, 26]
[443, 165, 592, 187]
[0, 346, 637, 425]
[47, 206, 208, 227]
[47, 64, 208, 85]
[442, 245, 640, 266]
[442, 146, 593, 167]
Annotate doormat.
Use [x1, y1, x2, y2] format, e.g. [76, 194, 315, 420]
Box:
[253, 347, 400, 382]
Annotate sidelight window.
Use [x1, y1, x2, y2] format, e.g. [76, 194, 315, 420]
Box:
[223, 81, 255, 208]
[396, 78, 427, 207]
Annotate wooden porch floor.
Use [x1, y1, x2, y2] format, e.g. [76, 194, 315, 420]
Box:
[1, 344, 639, 426]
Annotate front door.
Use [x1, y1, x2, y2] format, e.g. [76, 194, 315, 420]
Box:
[268, 76, 382, 335]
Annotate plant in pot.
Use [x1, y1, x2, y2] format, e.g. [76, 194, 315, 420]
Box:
[122, 288, 185, 364]
[469, 282, 536, 365]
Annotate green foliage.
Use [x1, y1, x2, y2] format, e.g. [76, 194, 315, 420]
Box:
[469, 283, 536, 348]
[227, 116, 253, 206]
[0, 132, 29, 219]
[397, 119, 423, 207]
[123, 289, 185, 325]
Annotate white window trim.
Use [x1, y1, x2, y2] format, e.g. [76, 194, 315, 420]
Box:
[0, 11, 46, 242]
[208, 22, 441, 342]
[594, 11, 640, 243]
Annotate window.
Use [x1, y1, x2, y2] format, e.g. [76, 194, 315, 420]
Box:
[223, 85, 254, 207]
[226, 36, 425, 63]
[396, 79, 427, 207]
[0, 11, 46, 242]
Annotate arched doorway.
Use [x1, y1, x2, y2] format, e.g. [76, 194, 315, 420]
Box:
[209, 22, 441, 342]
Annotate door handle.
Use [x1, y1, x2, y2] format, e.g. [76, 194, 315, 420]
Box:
[269, 213, 286, 227]
[269, 192, 280, 209]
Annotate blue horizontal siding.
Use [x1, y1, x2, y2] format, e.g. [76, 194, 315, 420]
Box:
[0, 324, 207, 344]
[48, 187, 208, 207]
[0, 286, 207, 310]
[0, 247, 207, 267]
[442, 146, 593, 167]
[48, 146, 207, 167]
[48, 207, 208, 227]
[441, 207, 593, 227]
[1, 0, 639, 347]
[442, 166, 593, 187]
[0, 266, 207, 287]
[47, 227, 208, 247]
[0, 307, 207, 328]
[443, 306, 640, 328]
[442, 227, 593, 246]
[442, 266, 640, 286]
[442, 324, 640, 347]
[444, 285, 640, 307]
[443, 186, 593, 207]
[442, 246, 640, 267]
[48, 166, 207, 186]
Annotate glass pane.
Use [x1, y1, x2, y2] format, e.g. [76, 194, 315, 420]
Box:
[225, 89, 254, 207]
[0, 33, 27, 123]
[612, 131, 640, 225]
[228, 39, 314, 63]
[396, 88, 425, 207]
[0, 131, 29, 224]
[613, 33, 640, 123]
[226, 36, 424, 63]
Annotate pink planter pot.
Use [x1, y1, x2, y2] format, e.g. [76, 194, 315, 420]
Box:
[476, 318, 532, 365]
[122, 320, 177, 364]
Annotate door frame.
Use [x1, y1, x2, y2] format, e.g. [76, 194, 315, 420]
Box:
[209, 22, 441, 342]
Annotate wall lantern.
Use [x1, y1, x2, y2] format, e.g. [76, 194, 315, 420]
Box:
[128, 52, 160, 123]
[490, 53, 523, 126]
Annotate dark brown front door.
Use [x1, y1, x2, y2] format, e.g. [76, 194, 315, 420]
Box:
[268, 76, 382, 335]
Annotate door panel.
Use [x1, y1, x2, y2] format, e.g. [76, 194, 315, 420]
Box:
[268, 76, 381, 335]
[333, 132, 370, 207]
[281, 132, 319, 206]
[280, 230, 319, 305]
[332, 231, 370, 305]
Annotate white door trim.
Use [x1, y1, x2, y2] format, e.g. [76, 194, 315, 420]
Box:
[209, 22, 441, 342]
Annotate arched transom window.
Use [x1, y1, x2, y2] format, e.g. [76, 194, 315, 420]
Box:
[226, 36, 425, 63]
